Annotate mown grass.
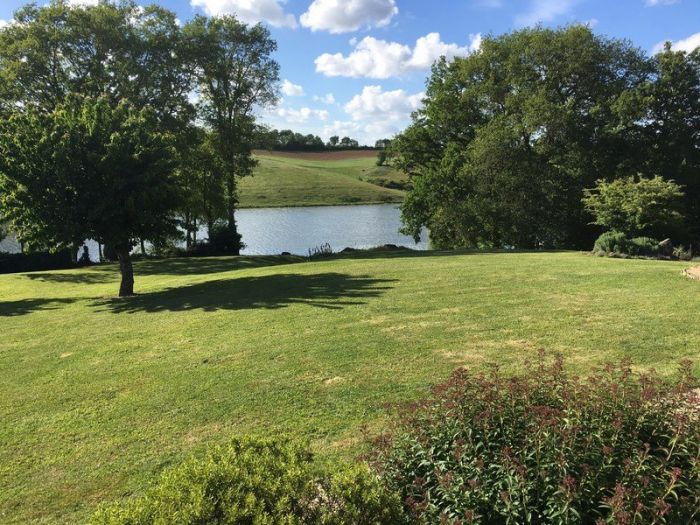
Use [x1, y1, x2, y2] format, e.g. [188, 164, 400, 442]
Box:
[238, 154, 407, 208]
[1, 251, 698, 523]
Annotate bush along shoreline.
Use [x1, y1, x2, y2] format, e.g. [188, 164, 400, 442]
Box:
[95, 353, 699, 524]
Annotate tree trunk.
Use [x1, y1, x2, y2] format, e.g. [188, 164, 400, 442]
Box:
[115, 246, 135, 297]
[140, 238, 146, 255]
[98, 243, 103, 262]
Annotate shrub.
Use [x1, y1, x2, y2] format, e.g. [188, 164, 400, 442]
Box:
[628, 236, 659, 257]
[593, 232, 660, 257]
[92, 437, 405, 525]
[0, 249, 74, 274]
[582, 176, 684, 238]
[592, 231, 630, 254]
[674, 245, 693, 261]
[369, 352, 700, 524]
[207, 223, 244, 255]
[308, 243, 334, 260]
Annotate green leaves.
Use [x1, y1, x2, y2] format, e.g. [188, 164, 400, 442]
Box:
[583, 176, 684, 238]
[391, 26, 700, 251]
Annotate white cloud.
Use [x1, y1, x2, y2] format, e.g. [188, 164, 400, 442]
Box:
[190, 0, 297, 28]
[645, 0, 680, 5]
[315, 32, 481, 79]
[271, 107, 330, 124]
[516, 0, 579, 27]
[652, 32, 700, 54]
[314, 93, 336, 104]
[0, 20, 7, 29]
[281, 79, 305, 97]
[344, 85, 423, 122]
[300, 0, 398, 33]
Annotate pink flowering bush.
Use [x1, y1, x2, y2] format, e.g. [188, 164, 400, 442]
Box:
[370, 352, 700, 524]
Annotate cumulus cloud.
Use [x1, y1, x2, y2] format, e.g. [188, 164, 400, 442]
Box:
[314, 93, 336, 104]
[300, 0, 398, 34]
[344, 85, 423, 122]
[516, 0, 579, 27]
[190, 0, 297, 28]
[271, 107, 329, 124]
[0, 20, 8, 29]
[281, 80, 305, 97]
[652, 32, 700, 54]
[315, 32, 481, 79]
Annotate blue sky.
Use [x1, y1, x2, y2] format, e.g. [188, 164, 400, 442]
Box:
[1, 0, 698, 144]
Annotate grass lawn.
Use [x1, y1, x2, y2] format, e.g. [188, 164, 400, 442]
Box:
[238, 152, 407, 208]
[1, 251, 699, 523]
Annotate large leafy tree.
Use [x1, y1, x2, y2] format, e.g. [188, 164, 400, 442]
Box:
[0, 0, 197, 294]
[0, 96, 180, 296]
[184, 15, 279, 254]
[392, 26, 652, 250]
[616, 45, 700, 244]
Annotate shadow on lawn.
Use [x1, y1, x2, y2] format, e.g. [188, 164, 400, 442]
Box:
[24, 272, 114, 284]
[129, 255, 305, 276]
[95, 272, 396, 314]
[0, 298, 75, 317]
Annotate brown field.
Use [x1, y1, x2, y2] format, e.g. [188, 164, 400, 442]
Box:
[253, 149, 378, 161]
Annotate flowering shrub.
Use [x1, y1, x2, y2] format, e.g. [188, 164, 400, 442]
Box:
[370, 353, 700, 524]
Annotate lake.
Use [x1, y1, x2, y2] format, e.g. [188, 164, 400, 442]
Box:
[232, 203, 428, 255]
[1, 204, 429, 259]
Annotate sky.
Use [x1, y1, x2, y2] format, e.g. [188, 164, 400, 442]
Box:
[1, 0, 699, 145]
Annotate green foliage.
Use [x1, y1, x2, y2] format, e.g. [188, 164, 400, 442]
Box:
[183, 14, 279, 242]
[393, 26, 652, 250]
[0, 95, 180, 295]
[593, 232, 660, 257]
[207, 223, 244, 254]
[393, 26, 700, 250]
[0, 249, 74, 274]
[583, 176, 684, 238]
[92, 437, 404, 525]
[371, 353, 700, 524]
[376, 150, 388, 167]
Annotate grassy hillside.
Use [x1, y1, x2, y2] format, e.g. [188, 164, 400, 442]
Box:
[238, 151, 408, 208]
[1, 251, 699, 523]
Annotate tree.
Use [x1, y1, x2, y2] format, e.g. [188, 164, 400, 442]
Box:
[582, 176, 684, 238]
[328, 136, 339, 147]
[184, 15, 279, 255]
[178, 128, 227, 247]
[0, 96, 180, 296]
[615, 45, 700, 244]
[0, 0, 194, 256]
[392, 26, 652, 249]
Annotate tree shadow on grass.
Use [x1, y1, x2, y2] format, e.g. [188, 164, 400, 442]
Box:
[95, 272, 396, 314]
[0, 298, 75, 317]
[129, 255, 305, 276]
[24, 272, 114, 284]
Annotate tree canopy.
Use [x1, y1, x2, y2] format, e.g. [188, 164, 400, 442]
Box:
[0, 0, 280, 294]
[391, 25, 699, 250]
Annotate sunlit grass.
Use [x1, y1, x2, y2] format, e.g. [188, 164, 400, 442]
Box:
[0, 251, 698, 523]
[238, 153, 407, 208]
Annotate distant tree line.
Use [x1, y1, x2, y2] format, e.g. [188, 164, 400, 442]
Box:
[253, 127, 391, 152]
[0, 0, 279, 295]
[391, 26, 700, 252]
